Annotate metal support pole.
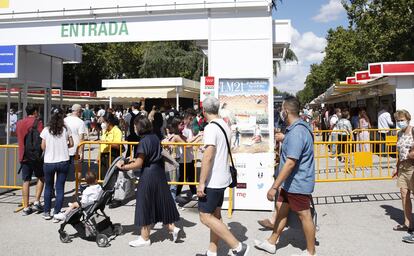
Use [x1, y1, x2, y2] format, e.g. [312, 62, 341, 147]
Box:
[109, 96, 113, 109]
[6, 79, 11, 144]
[176, 87, 180, 110]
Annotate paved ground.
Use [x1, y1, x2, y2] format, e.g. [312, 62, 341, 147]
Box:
[1, 179, 413, 256]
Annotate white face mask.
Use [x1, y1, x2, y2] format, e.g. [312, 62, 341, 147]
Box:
[397, 121, 408, 130]
[279, 110, 287, 122]
[101, 122, 108, 131]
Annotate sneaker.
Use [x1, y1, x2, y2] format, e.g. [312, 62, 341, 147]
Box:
[230, 243, 250, 256]
[254, 239, 276, 254]
[402, 233, 414, 243]
[32, 202, 44, 213]
[129, 236, 151, 247]
[171, 227, 181, 242]
[53, 212, 66, 223]
[291, 250, 317, 256]
[22, 207, 33, 216]
[43, 212, 53, 220]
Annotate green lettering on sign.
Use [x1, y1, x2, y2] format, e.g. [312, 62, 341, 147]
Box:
[119, 21, 129, 35]
[61, 24, 69, 37]
[98, 22, 108, 36]
[60, 21, 128, 38]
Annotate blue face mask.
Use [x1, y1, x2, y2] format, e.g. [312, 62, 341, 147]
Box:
[397, 121, 408, 130]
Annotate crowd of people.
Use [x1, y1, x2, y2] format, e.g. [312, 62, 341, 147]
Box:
[12, 95, 414, 255]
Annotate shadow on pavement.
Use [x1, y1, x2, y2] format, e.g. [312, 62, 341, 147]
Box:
[121, 217, 197, 244]
[380, 204, 412, 226]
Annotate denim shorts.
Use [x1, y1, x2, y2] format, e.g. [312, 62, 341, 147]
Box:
[198, 187, 226, 213]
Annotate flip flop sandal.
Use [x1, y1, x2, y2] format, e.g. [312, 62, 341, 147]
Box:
[393, 224, 409, 231]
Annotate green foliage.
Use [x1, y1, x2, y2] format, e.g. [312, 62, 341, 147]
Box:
[63, 41, 204, 91]
[296, 0, 414, 104]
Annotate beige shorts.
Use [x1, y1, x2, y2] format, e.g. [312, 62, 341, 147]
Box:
[397, 162, 414, 190]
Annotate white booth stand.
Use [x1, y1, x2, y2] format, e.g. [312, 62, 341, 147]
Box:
[312, 61, 414, 126]
[98, 77, 200, 110]
[0, 0, 291, 210]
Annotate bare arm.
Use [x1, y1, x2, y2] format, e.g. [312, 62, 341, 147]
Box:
[68, 136, 74, 148]
[41, 139, 46, 151]
[272, 158, 297, 189]
[267, 157, 296, 201]
[197, 145, 216, 197]
[117, 154, 144, 171]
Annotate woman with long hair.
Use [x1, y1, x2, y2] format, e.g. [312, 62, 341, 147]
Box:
[117, 116, 181, 247]
[40, 108, 73, 222]
[358, 110, 371, 152]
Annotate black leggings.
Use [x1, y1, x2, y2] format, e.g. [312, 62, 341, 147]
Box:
[176, 161, 197, 196]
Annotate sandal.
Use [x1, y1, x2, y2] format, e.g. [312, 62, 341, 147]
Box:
[393, 224, 409, 231]
[258, 219, 274, 230]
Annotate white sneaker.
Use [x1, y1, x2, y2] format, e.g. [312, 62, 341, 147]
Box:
[291, 250, 317, 256]
[53, 212, 66, 223]
[129, 236, 151, 247]
[254, 239, 276, 254]
[171, 227, 181, 242]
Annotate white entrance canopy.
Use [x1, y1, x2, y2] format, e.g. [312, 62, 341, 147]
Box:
[0, 0, 292, 211]
[98, 77, 200, 108]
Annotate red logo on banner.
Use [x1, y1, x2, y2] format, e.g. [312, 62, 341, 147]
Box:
[205, 76, 215, 86]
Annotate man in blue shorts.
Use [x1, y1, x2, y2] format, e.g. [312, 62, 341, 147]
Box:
[197, 97, 249, 256]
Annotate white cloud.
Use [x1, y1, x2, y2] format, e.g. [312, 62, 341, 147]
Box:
[274, 27, 327, 94]
[312, 0, 345, 23]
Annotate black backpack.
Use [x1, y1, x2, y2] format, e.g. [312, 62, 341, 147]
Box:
[126, 112, 141, 142]
[23, 119, 43, 163]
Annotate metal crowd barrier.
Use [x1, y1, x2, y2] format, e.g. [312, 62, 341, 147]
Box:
[0, 144, 24, 212]
[312, 128, 399, 182]
[75, 141, 235, 218]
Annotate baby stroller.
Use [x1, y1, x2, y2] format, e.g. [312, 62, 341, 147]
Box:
[58, 156, 124, 247]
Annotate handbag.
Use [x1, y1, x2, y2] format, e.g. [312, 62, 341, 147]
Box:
[211, 121, 237, 188]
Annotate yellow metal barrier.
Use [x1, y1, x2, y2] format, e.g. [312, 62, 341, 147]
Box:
[313, 128, 398, 182]
[0, 144, 24, 212]
[75, 141, 235, 218]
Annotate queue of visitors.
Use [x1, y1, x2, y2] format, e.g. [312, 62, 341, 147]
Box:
[13, 96, 414, 254]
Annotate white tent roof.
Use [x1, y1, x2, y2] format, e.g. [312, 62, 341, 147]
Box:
[97, 77, 200, 100]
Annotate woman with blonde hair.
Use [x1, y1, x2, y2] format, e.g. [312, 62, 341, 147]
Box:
[392, 109, 414, 243]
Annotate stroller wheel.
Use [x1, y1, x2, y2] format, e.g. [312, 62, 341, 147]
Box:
[59, 231, 71, 243]
[113, 224, 123, 236]
[96, 233, 109, 247]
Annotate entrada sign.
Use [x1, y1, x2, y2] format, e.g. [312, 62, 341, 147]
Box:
[61, 21, 129, 38]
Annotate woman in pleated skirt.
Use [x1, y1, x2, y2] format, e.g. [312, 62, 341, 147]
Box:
[117, 116, 180, 247]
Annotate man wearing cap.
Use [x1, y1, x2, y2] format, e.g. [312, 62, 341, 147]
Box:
[64, 104, 87, 181]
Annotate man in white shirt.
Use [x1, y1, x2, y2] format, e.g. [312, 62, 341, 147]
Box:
[64, 104, 87, 181]
[377, 105, 394, 154]
[197, 97, 249, 256]
[329, 108, 341, 156]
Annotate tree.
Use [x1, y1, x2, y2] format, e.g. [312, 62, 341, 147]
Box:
[274, 48, 298, 76]
[297, 0, 414, 104]
[63, 41, 204, 91]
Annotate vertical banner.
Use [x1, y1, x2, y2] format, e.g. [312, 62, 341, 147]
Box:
[0, 45, 18, 78]
[219, 79, 274, 210]
[200, 76, 218, 104]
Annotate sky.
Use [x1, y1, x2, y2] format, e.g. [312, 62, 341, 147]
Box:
[273, 0, 349, 94]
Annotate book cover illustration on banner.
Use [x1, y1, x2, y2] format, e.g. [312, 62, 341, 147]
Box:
[218, 79, 270, 154]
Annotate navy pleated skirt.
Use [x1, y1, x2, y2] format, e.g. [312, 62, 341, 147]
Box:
[135, 162, 180, 227]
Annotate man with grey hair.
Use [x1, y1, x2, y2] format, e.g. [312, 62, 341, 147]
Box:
[64, 104, 87, 180]
[197, 97, 249, 256]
